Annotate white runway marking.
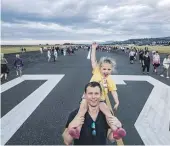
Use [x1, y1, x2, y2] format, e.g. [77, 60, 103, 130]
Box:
[0, 74, 64, 145]
[1, 77, 24, 93]
[87, 48, 91, 59]
[111, 75, 170, 145]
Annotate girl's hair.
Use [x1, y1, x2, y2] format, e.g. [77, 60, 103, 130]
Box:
[98, 57, 116, 69]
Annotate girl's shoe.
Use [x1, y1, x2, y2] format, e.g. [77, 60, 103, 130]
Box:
[68, 128, 80, 139]
[113, 127, 126, 140]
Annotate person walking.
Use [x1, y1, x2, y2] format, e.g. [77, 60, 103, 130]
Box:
[1, 53, 9, 80]
[142, 51, 150, 74]
[160, 54, 170, 78]
[14, 54, 24, 77]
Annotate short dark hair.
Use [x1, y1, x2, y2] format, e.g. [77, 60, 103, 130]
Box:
[84, 82, 102, 93]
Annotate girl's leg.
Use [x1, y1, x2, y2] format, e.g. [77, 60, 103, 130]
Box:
[68, 99, 88, 139]
[99, 102, 121, 131]
[76, 99, 88, 118]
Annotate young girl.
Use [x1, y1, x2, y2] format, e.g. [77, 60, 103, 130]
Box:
[68, 43, 126, 140]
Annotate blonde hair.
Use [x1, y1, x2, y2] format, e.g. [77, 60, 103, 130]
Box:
[98, 57, 116, 69]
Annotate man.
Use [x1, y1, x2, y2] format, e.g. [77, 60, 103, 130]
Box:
[62, 82, 122, 145]
[129, 49, 135, 64]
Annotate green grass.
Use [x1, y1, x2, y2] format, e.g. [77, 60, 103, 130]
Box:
[1, 45, 55, 54]
[1, 45, 170, 54]
[1, 46, 40, 54]
[132, 45, 170, 54]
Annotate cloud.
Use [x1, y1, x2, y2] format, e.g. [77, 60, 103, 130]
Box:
[1, 0, 170, 44]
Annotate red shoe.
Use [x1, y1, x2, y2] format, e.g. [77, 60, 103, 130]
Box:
[68, 128, 80, 139]
[113, 128, 126, 140]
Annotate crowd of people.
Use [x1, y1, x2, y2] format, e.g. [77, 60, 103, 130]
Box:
[0, 45, 80, 81]
[122, 47, 170, 78]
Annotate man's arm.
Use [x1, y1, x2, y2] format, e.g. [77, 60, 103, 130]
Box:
[111, 90, 119, 110]
[91, 43, 98, 69]
[62, 128, 73, 145]
[107, 129, 115, 143]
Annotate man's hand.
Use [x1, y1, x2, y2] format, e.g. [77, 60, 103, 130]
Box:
[113, 102, 119, 111]
[68, 116, 84, 129]
[92, 42, 98, 49]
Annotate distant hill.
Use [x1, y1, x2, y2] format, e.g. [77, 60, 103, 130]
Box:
[102, 36, 170, 45]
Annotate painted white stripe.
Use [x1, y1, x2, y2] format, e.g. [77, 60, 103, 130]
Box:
[112, 75, 149, 81]
[147, 76, 169, 87]
[0, 75, 64, 145]
[110, 75, 170, 145]
[1, 77, 24, 93]
[22, 75, 62, 80]
[87, 48, 91, 59]
[135, 86, 170, 145]
[111, 75, 126, 85]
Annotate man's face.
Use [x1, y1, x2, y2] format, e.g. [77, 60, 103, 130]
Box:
[85, 86, 101, 107]
[100, 63, 112, 78]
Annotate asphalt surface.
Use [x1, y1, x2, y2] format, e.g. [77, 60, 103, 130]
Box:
[1, 49, 170, 145]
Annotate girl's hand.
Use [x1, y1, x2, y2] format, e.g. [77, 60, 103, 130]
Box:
[92, 42, 98, 49]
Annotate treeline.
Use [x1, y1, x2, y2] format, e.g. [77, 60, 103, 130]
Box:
[105, 36, 170, 45]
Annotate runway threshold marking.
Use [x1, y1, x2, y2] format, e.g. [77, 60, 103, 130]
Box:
[1, 75, 64, 145]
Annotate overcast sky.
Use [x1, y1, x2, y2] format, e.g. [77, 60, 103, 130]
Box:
[1, 0, 170, 44]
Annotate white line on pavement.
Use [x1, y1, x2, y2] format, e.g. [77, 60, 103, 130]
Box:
[1, 75, 64, 145]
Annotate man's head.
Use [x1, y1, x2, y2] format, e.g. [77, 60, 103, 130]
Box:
[84, 82, 102, 107]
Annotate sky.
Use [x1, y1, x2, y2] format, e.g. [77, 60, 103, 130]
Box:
[1, 0, 170, 45]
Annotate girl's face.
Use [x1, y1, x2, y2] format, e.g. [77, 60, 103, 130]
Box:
[100, 63, 112, 77]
